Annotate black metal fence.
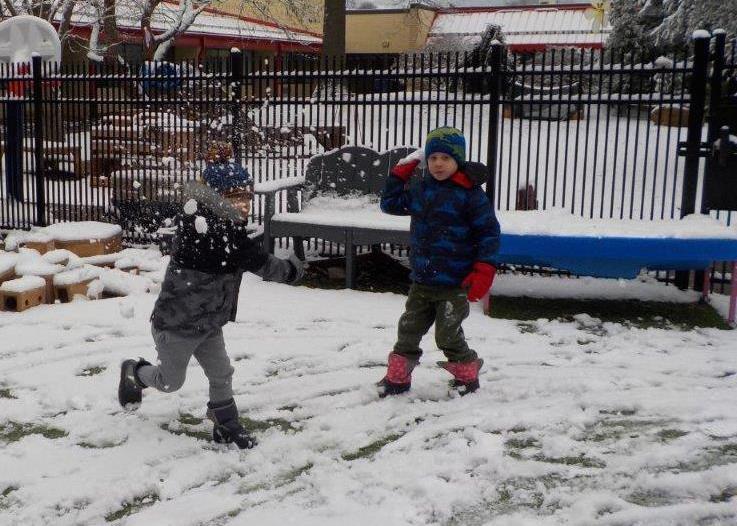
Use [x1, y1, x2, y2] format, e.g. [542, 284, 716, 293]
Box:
[1, 34, 735, 287]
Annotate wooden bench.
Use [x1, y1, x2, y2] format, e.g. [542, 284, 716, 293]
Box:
[259, 146, 737, 324]
[259, 146, 414, 289]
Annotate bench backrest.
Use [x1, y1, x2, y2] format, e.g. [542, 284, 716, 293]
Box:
[302, 146, 415, 203]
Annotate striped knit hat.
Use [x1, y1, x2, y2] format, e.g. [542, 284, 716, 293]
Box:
[424, 127, 466, 166]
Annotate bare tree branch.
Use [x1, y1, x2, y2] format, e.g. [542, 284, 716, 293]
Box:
[1, 0, 19, 16]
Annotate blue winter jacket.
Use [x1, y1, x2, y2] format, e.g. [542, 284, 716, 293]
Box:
[381, 163, 501, 286]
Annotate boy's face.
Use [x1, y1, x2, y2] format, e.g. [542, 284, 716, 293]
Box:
[223, 188, 253, 219]
[427, 153, 458, 181]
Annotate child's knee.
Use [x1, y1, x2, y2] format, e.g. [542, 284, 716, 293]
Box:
[158, 368, 187, 392]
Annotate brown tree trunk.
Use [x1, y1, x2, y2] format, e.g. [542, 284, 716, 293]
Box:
[322, 0, 345, 60]
[102, 0, 120, 63]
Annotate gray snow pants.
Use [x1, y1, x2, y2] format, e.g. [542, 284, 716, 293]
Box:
[137, 326, 234, 403]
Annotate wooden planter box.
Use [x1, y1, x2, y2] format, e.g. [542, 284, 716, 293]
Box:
[54, 278, 95, 303]
[0, 285, 45, 312]
[23, 239, 55, 255]
[54, 233, 122, 258]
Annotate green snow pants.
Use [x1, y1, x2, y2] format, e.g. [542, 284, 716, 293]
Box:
[393, 283, 478, 363]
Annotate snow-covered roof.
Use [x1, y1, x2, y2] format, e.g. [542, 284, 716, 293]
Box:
[64, 1, 321, 45]
[149, 5, 321, 44]
[429, 6, 612, 49]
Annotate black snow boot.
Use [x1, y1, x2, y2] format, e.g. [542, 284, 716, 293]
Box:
[118, 358, 151, 408]
[206, 398, 257, 450]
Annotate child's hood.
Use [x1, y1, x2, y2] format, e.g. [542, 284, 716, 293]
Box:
[461, 161, 488, 186]
[181, 180, 245, 223]
[442, 161, 488, 190]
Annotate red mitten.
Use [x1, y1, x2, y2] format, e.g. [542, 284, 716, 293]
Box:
[390, 159, 421, 182]
[461, 262, 496, 302]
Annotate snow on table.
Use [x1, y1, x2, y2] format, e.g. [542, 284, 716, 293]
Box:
[498, 209, 737, 239]
[272, 194, 409, 231]
[254, 175, 306, 193]
[272, 195, 737, 240]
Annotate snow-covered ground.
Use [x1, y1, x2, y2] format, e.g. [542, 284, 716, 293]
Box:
[1, 255, 736, 526]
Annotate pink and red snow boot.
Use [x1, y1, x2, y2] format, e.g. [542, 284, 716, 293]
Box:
[438, 358, 484, 396]
[377, 352, 418, 397]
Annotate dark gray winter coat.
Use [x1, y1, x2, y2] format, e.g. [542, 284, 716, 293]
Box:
[151, 181, 295, 333]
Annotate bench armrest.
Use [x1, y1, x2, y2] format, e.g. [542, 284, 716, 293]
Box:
[257, 177, 304, 254]
[254, 176, 306, 195]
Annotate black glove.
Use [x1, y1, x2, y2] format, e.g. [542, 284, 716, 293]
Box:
[256, 252, 304, 285]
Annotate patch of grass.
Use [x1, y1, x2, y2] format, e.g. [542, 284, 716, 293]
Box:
[160, 424, 211, 442]
[281, 463, 314, 484]
[77, 439, 125, 449]
[533, 453, 606, 469]
[516, 322, 539, 334]
[104, 493, 159, 522]
[599, 409, 637, 416]
[444, 474, 574, 525]
[489, 297, 730, 330]
[0, 388, 16, 399]
[240, 416, 299, 434]
[581, 416, 671, 443]
[160, 413, 211, 441]
[654, 442, 737, 473]
[0, 422, 67, 443]
[626, 488, 676, 507]
[342, 432, 405, 461]
[78, 366, 106, 377]
[710, 487, 737, 503]
[1, 486, 18, 497]
[657, 429, 689, 442]
[505, 437, 540, 450]
[178, 413, 204, 426]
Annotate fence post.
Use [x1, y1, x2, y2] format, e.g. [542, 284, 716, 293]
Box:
[701, 30, 727, 215]
[694, 31, 729, 295]
[675, 32, 710, 290]
[229, 48, 243, 166]
[681, 32, 709, 216]
[485, 42, 503, 204]
[32, 53, 46, 227]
